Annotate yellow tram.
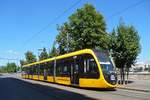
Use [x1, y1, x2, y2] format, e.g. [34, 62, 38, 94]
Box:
[22, 49, 117, 88]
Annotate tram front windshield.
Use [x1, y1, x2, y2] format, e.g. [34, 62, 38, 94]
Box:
[94, 50, 117, 85]
[94, 50, 115, 73]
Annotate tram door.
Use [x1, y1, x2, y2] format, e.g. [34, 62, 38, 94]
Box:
[44, 69, 47, 80]
[44, 63, 48, 80]
[71, 56, 79, 85]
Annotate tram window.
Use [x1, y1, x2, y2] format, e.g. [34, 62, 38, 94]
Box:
[76, 55, 84, 74]
[22, 67, 26, 75]
[32, 66, 34, 75]
[47, 62, 54, 76]
[35, 66, 38, 74]
[22, 67, 25, 72]
[27, 67, 30, 74]
[62, 58, 71, 76]
[56, 61, 61, 76]
[37, 65, 40, 75]
[84, 59, 87, 73]
[64, 66, 67, 72]
[29, 66, 33, 75]
[25, 67, 28, 74]
[39, 64, 44, 75]
[28, 67, 30, 74]
[36, 65, 39, 75]
[33, 66, 37, 75]
[80, 54, 99, 78]
[31, 66, 34, 75]
[42, 63, 47, 76]
[56, 59, 61, 76]
[56, 58, 71, 77]
[44, 62, 54, 76]
[28, 67, 31, 74]
[75, 64, 79, 73]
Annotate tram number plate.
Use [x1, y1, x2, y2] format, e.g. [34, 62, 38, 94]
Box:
[110, 75, 115, 80]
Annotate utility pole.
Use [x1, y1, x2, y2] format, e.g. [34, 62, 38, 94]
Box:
[38, 48, 43, 60]
[67, 32, 69, 53]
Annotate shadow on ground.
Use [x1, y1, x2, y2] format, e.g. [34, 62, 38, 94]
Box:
[38, 79, 117, 92]
[118, 80, 134, 84]
[0, 77, 97, 100]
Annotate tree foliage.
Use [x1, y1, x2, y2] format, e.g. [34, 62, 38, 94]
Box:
[6, 63, 17, 72]
[0, 66, 7, 73]
[56, 4, 108, 54]
[109, 21, 141, 84]
[0, 63, 17, 73]
[49, 43, 58, 57]
[38, 48, 49, 60]
[20, 60, 27, 66]
[25, 51, 37, 64]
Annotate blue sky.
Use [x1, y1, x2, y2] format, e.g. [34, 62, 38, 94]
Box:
[0, 0, 149, 66]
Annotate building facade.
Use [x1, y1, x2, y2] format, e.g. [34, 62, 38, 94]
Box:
[131, 61, 150, 72]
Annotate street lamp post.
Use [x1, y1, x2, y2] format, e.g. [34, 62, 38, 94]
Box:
[38, 48, 43, 60]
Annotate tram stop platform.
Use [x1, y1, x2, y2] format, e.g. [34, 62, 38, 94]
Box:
[117, 80, 150, 92]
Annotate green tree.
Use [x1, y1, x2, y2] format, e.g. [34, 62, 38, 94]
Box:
[109, 21, 141, 84]
[25, 51, 37, 64]
[56, 23, 71, 54]
[39, 48, 49, 60]
[0, 66, 7, 73]
[20, 60, 27, 66]
[49, 43, 58, 57]
[6, 62, 17, 73]
[56, 4, 108, 54]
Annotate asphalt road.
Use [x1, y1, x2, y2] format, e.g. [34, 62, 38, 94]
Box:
[0, 74, 150, 100]
[0, 74, 96, 100]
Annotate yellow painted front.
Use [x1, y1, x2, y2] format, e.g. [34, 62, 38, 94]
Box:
[55, 77, 71, 85]
[47, 76, 54, 82]
[79, 78, 100, 88]
[79, 78, 116, 88]
[79, 49, 117, 88]
[33, 75, 38, 80]
[39, 75, 44, 80]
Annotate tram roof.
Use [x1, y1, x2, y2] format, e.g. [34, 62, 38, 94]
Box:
[22, 49, 94, 68]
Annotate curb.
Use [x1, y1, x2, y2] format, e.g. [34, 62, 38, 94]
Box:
[117, 85, 150, 93]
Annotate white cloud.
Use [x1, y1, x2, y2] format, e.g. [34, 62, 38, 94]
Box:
[7, 50, 19, 55]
